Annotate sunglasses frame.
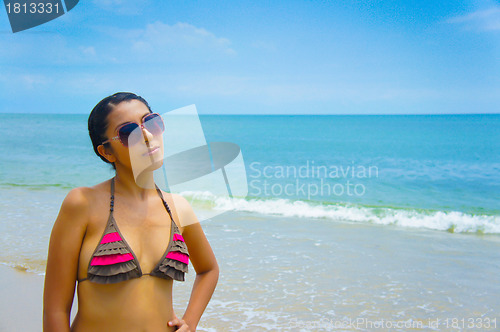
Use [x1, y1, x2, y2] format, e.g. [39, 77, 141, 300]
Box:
[101, 112, 164, 147]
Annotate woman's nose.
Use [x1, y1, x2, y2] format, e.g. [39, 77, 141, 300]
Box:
[140, 125, 154, 142]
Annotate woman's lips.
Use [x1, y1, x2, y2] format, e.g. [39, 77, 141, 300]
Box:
[143, 146, 160, 156]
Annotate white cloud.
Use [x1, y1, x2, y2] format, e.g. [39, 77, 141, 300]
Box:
[1, 74, 53, 91]
[0, 21, 236, 65]
[80, 46, 96, 56]
[128, 21, 236, 60]
[87, 21, 236, 64]
[0, 32, 103, 65]
[128, 73, 446, 103]
[446, 6, 500, 31]
[21, 74, 52, 89]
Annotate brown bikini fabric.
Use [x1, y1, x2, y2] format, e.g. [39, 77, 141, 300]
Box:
[78, 177, 189, 284]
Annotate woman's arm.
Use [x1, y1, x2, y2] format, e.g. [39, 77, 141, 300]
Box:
[170, 195, 219, 332]
[43, 188, 89, 332]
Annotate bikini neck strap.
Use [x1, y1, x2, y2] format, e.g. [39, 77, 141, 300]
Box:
[154, 184, 174, 223]
[110, 177, 173, 222]
[110, 177, 115, 212]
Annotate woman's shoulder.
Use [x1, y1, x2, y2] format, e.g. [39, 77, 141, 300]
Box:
[156, 190, 199, 230]
[56, 180, 112, 229]
[160, 191, 191, 212]
[61, 179, 111, 211]
[155, 189, 183, 207]
[170, 193, 200, 229]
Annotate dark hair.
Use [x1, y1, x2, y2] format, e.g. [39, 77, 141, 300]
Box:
[88, 92, 153, 170]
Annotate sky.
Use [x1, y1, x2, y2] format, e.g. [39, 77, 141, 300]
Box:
[0, 0, 499, 114]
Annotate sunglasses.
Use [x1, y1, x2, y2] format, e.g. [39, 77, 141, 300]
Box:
[101, 113, 165, 147]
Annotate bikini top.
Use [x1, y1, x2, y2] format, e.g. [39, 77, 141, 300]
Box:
[78, 177, 189, 284]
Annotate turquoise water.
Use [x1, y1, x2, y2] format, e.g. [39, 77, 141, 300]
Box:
[1, 113, 499, 235]
[215, 114, 500, 214]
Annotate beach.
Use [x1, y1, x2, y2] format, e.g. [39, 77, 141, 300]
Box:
[0, 264, 44, 331]
[1, 211, 500, 331]
[0, 264, 77, 332]
[1, 113, 499, 331]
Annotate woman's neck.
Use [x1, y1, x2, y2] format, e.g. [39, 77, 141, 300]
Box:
[114, 169, 157, 201]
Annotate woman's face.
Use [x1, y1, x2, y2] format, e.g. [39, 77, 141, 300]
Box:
[101, 99, 164, 177]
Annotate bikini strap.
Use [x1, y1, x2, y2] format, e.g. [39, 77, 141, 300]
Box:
[110, 177, 115, 212]
[78, 177, 117, 284]
[109, 178, 169, 221]
[155, 184, 174, 223]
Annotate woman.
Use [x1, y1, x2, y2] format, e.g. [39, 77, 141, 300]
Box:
[43, 92, 219, 331]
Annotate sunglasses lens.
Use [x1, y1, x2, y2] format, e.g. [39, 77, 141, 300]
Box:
[118, 123, 140, 147]
[144, 113, 165, 136]
[117, 114, 164, 147]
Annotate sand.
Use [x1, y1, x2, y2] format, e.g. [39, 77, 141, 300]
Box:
[0, 265, 77, 332]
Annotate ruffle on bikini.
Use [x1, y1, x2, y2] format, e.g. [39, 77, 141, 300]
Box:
[88, 260, 137, 275]
[93, 246, 130, 256]
[170, 241, 189, 255]
[86, 269, 142, 284]
[86, 220, 141, 284]
[151, 225, 189, 282]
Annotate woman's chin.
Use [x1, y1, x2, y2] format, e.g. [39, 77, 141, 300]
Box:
[130, 154, 164, 185]
[148, 158, 164, 171]
[133, 160, 164, 188]
[140, 158, 164, 173]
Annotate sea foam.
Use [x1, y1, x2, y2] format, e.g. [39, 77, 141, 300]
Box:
[181, 191, 500, 234]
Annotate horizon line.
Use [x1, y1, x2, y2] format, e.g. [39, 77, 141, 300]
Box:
[1, 112, 499, 116]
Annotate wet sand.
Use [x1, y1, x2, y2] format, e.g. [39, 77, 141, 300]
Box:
[0, 265, 77, 332]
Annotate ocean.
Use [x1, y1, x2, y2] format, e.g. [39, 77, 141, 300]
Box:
[0, 113, 499, 331]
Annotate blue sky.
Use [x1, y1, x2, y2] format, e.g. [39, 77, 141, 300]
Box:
[1, 0, 499, 114]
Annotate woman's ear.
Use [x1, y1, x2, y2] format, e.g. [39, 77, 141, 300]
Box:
[97, 144, 117, 163]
